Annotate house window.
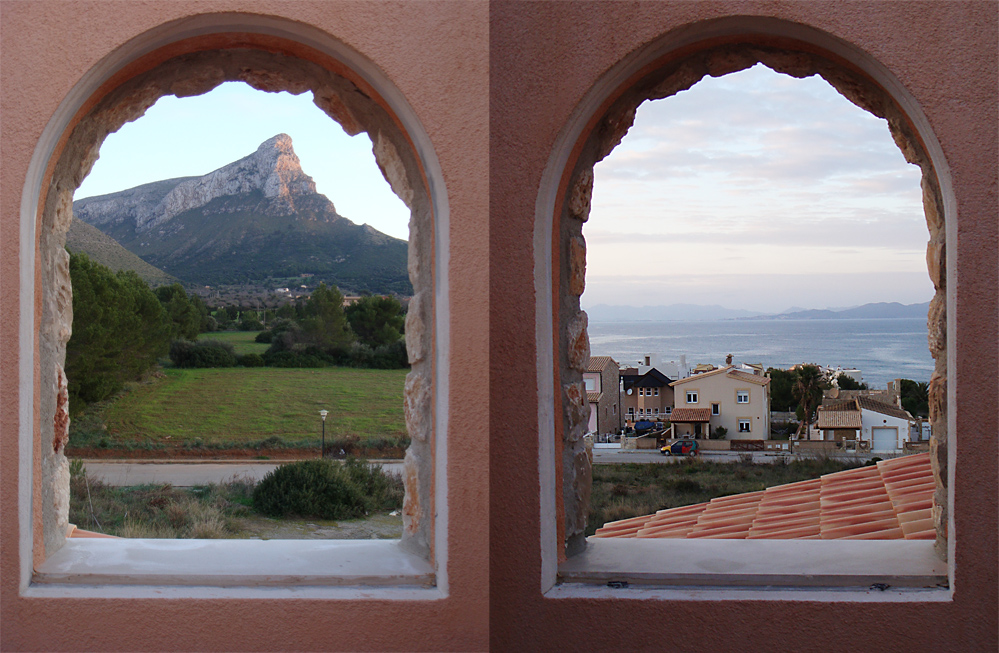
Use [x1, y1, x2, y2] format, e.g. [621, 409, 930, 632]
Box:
[654, 408, 659, 415]
[628, 407, 634, 415]
[737, 390, 749, 404]
[654, 388, 659, 396]
[738, 419, 751, 433]
[664, 406, 672, 416]
[711, 403, 720, 416]
[584, 377, 595, 391]
[686, 391, 698, 404]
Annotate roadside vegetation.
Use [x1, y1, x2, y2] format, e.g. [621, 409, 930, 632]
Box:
[69, 459, 403, 539]
[587, 457, 864, 536]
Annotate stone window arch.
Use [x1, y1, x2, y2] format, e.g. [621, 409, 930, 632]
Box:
[537, 17, 952, 579]
[23, 14, 448, 583]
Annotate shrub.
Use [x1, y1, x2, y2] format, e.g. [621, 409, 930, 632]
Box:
[254, 330, 273, 343]
[252, 459, 402, 520]
[238, 318, 264, 331]
[237, 353, 265, 367]
[169, 339, 237, 368]
[709, 426, 728, 440]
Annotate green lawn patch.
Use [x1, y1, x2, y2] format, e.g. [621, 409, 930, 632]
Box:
[198, 330, 270, 356]
[99, 367, 407, 446]
[587, 457, 864, 536]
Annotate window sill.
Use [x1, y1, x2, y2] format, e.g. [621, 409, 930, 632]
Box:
[555, 538, 948, 598]
[28, 538, 438, 599]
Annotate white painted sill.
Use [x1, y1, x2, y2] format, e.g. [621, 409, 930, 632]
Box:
[27, 538, 439, 599]
[551, 539, 949, 601]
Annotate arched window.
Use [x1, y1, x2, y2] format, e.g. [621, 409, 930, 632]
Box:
[538, 20, 952, 588]
[21, 15, 449, 591]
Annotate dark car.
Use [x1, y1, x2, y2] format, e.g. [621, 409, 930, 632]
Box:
[660, 439, 698, 456]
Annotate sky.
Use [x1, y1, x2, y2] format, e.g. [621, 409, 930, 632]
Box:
[582, 64, 931, 314]
[75, 82, 411, 240]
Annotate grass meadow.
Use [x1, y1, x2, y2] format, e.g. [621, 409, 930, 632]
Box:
[92, 367, 407, 446]
[587, 457, 864, 536]
[198, 330, 270, 355]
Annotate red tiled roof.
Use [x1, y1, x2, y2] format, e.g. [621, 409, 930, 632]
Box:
[586, 392, 602, 403]
[586, 355, 617, 373]
[669, 408, 712, 422]
[856, 395, 912, 420]
[593, 452, 935, 541]
[726, 369, 771, 386]
[817, 407, 862, 429]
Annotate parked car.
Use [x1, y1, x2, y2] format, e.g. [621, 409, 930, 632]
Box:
[661, 439, 698, 457]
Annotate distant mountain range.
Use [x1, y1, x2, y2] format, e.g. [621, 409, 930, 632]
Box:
[585, 301, 931, 322]
[72, 134, 410, 294]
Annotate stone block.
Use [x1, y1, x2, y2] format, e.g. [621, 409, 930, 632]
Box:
[927, 293, 946, 357]
[404, 370, 432, 443]
[569, 236, 586, 296]
[566, 311, 589, 372]
[926, 240, 945, 291]
[568, 168, 593, 221]
[563, 382, 589, 443]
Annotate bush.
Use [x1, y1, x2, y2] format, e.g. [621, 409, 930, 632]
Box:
[238, 318, 264, 331]
[252, 459, 401, 520]
[236, 353, 265, 367]
[254, 330, 273, 343]
[169, 339, 237, 368]
[709, 426, 728, 440]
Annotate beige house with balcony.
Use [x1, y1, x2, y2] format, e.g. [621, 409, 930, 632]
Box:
[669, 366, 771, 440]
[583, 355, 620, 435]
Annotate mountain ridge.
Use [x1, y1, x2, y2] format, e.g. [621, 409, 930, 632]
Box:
[73, 134, 411, 294]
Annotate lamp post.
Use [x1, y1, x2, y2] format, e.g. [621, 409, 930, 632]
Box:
[319, 409, 329, 458]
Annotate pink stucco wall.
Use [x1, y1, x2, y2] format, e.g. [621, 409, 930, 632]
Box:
[1, 2, 487, 650]
[490, 1, 996, 650]
[2, 1, 996, 651]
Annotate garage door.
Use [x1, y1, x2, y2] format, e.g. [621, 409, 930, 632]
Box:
[871, 427, 897, 453]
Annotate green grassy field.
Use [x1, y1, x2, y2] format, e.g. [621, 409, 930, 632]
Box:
[198, 330, 270, 355]
[100, 367, 407, 445]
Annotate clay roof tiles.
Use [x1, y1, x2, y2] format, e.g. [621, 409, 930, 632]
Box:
[593, 452, 935, 541]
[855, 395, 913, 420]
[586, 355, 617, 373]
[669, 408, 712, 422]
[816, 408, 863, 429]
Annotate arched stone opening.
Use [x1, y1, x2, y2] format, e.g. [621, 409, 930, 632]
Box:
[35, 32, 439, 560]
[550, 36, 948, 560]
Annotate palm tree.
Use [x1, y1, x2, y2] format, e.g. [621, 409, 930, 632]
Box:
[792, 364, 825, 439]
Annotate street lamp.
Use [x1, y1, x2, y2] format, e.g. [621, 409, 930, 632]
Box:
[319, 409, 329, 458]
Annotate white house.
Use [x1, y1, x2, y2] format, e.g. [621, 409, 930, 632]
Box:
[816, 396, 914, 453]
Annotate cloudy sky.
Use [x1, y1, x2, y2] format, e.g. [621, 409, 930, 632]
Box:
[582, 64, 931, 314]
[75, 82, 410, 240]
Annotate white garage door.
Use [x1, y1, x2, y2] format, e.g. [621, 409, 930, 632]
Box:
[871, 427, 897, 453]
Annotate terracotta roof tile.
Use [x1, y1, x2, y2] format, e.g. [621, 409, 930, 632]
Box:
[856, 395, 912, 420]
[669, 408, 712, 422]
[816, 407, 862, 429]
[726, 369, 771, 386]
[586, 392, 602, 403]
[586, 355, 617, 373]
[593, 452, 935, 541]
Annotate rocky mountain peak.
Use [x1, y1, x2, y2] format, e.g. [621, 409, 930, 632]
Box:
[75, 134, 324, 233]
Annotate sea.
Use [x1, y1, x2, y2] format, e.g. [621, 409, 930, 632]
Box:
[587, 318, 934, 388]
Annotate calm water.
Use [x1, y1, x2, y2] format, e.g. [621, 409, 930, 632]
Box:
[588, 318, 933, 388]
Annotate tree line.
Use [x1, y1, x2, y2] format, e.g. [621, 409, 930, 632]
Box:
[66, 252, 407, 408]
